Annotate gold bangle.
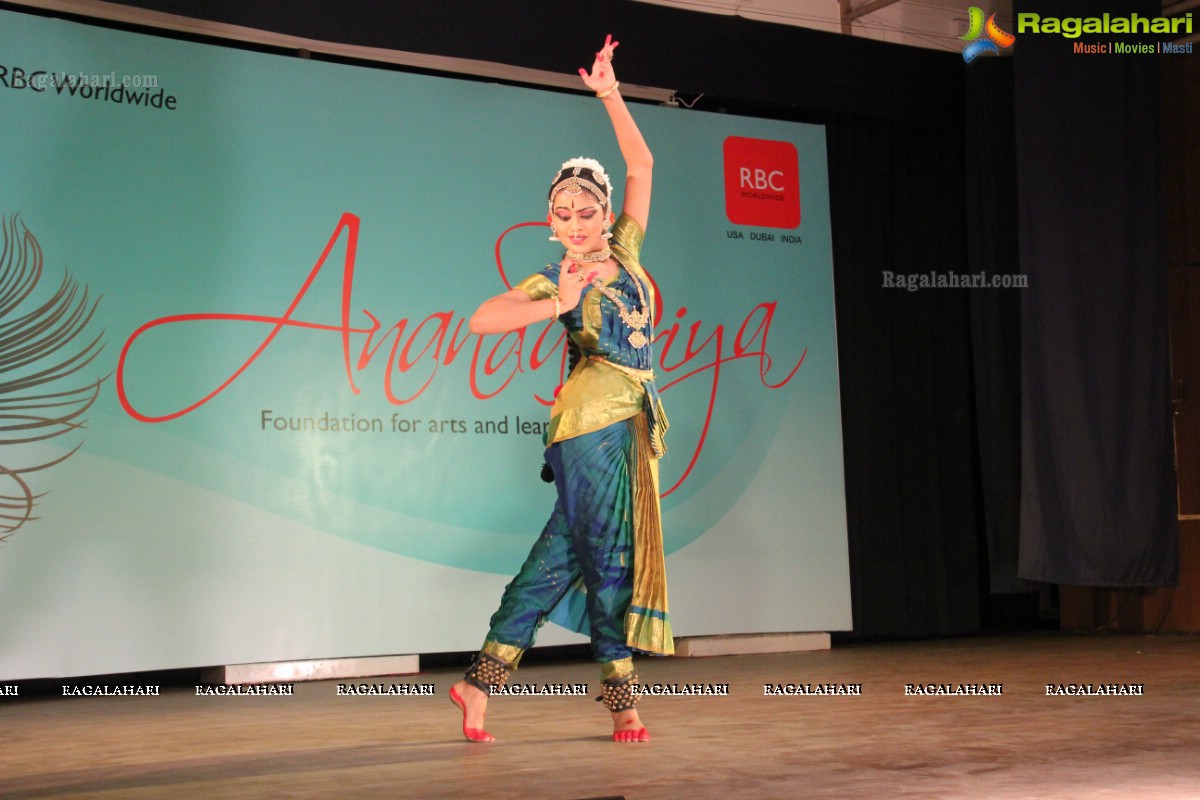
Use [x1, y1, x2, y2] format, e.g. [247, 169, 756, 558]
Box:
[596, 81, 620, 99]
[552, 295, 561, 320]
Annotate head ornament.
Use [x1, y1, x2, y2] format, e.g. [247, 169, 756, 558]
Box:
[548, 157, 612, 219]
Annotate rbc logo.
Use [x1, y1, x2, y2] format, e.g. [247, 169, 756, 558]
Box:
[740, 168, 787, 192]
[723, 137, 800, 229]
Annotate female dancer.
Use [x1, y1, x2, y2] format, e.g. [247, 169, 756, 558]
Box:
[451, 34, 672, 744]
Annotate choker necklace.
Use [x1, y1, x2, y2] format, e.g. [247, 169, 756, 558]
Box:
[567, 246, 612, 263]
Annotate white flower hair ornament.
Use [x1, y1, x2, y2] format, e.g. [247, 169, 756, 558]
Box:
[548, 156, 614, 219]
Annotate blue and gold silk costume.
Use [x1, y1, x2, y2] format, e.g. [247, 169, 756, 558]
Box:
[479, 214, 673, 681]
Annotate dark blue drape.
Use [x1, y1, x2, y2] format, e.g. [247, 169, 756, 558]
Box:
[1014, 0, 1178, 585]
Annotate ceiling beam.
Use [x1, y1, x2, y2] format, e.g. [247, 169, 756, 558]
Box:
[2, 0, 678, 102]
[842, 0, 904, 25]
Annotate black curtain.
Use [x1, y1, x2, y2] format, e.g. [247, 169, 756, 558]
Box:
[964, 59, 1030, 594]
[1014, 0, 1177, 585]
[828, 110, 986, 636]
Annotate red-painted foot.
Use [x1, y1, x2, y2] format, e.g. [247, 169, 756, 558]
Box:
[449, 685, 494, 743]
[612, 727, 650, 742]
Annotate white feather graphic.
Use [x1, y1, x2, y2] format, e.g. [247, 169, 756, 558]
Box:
[0, 215, 106, 540]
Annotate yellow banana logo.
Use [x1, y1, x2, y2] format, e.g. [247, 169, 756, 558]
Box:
[961, 6, 985, 41]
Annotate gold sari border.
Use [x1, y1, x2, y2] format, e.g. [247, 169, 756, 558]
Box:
[626, 609, 675, 656]
[514, 273, 556, 301]
[600, 657, 635, 681]
[626, 413, 673, 656]
[588, 355, 655, 382]
[481, 640, 525, 669]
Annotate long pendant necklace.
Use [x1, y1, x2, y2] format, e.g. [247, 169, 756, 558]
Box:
[591, 269, 651, 348]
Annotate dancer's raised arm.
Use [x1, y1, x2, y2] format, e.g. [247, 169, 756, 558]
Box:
[578, 34, 653, 232]
[469, 34, 651, 337]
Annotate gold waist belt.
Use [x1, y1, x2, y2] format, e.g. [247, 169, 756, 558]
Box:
[588, 355, 655, 383]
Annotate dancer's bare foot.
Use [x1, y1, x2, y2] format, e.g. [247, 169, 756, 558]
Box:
[449, 680, 493, 743]
[611, 708, 650, 742]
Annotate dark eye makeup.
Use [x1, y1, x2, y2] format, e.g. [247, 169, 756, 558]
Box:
[555, 208, 599, 221]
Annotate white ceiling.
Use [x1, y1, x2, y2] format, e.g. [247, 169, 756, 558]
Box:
[632, 0, 1016, 53]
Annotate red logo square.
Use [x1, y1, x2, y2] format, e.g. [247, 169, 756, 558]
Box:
[723, 136, 801, 229]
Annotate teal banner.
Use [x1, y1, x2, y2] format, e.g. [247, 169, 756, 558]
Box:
[0, 10, 849, 679]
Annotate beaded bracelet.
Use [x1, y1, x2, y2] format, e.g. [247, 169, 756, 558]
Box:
[596, 81, 620, 99]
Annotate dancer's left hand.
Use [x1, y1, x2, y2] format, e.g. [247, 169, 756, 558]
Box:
[578, 34, 619, 94]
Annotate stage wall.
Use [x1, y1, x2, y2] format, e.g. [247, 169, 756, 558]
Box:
[0, 9, 849, 679]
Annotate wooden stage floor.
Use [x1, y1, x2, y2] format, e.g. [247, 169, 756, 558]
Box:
[3, 633, 1199, 799]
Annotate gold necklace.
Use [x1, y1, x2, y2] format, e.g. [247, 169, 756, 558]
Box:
[591, 269, 651, 348]
[567, 246, 612, 263]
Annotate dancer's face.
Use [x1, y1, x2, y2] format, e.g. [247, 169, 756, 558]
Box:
[549, 190, 608, 255]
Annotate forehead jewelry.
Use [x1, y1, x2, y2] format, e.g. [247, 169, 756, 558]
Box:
[548, 161, 612, 219]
